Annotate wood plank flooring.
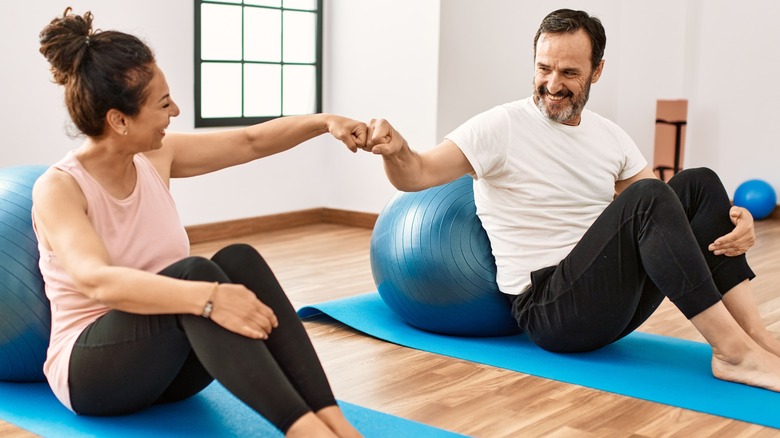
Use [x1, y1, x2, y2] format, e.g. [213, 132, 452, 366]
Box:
[3, 218, 780, 437]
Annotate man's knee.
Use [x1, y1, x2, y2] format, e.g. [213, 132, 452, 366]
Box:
[624, 177, 675, 200]
[669, 167, 721, 188]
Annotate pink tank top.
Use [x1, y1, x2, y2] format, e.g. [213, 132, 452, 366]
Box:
[35, 151, 190, 411]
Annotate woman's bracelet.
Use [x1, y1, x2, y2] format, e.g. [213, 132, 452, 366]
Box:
[201, 282, 219, 319]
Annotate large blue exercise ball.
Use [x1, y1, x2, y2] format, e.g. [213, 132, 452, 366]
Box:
[734, 179, 777, 220]
[0, 165, 50, 382]
[370, 176, 520, 337]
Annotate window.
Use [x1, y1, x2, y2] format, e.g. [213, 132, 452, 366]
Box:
[194, 0, 323, 128]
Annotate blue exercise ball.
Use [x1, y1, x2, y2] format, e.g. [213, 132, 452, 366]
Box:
[0, 165, 50, 382]
[734, 179, 777, 220]
[370, 176, 520, 337]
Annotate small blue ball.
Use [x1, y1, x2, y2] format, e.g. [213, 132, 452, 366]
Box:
[734, 179, 777, 220]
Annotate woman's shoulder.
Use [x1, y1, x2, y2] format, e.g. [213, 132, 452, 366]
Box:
[34, 156, 79, 192]
[33, 166, 85, 209]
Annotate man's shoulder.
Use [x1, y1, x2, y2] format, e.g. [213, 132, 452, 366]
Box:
[454, 98, 536, 135]
[498, 97, 533, 111]
[580, 109, 637, 148]
[482, 97, 536, 121]
[581, 108, 623, 130]
[582, 105, 624, 123]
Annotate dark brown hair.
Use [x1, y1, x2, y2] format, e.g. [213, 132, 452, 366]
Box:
[39, 7, 156, 137]
[533, 9, 606, 70]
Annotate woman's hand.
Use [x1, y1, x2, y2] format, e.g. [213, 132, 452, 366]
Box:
[326, 115, 367, 152]
[708, 206, 755, 256]
[208, 283, 278, 339]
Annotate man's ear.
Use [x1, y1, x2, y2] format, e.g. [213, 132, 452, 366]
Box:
[106, 109, 128, 136]
[591, 59, 605, 84]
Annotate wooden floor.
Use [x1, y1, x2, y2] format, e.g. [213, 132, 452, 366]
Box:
[3, 218, 780, 437]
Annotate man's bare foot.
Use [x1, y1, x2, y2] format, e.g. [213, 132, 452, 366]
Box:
[752, 331, 780, 358]
[710, 346, 780, 392]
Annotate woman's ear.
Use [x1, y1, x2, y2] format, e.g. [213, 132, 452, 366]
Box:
[106, 109, 129, 136]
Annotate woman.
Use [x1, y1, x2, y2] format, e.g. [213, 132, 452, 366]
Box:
[35, 7, 364, 437]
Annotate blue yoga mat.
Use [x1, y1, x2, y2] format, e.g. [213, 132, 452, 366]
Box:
[298, 292, 780, 430]
[0, 380, 464, 437]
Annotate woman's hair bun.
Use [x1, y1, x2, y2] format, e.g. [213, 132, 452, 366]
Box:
[39, 7, 95, 85]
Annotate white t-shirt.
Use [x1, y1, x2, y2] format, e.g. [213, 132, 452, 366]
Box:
[446, 97, 647, 295]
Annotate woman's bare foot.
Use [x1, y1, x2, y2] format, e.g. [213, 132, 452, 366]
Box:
[286, 412, 338, 438]
[316, 405, 363, 438]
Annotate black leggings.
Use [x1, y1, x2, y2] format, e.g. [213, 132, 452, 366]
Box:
[69, 244, 336, 432]
[511, 168, 755, 352]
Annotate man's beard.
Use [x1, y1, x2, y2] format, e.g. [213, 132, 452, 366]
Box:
[533, 77, 592, 124]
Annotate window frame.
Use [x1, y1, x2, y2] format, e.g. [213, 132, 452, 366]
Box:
[193, 0, 323, 128]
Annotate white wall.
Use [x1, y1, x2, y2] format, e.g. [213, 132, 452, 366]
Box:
[322, 0, 441, 214]
[684, 0, 780, 193]
[2, 1, 779, 226]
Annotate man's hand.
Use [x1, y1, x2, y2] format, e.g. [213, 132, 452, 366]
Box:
[366, 118, 407, 156]
[708, 206, 755, 256]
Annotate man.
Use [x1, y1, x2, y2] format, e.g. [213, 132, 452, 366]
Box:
[365, 9, 780, 391]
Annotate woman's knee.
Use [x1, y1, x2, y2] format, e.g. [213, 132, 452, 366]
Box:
[158, 256, 230, 283]
[212, 243, 270, 271]
[213, 243, 260, 260]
